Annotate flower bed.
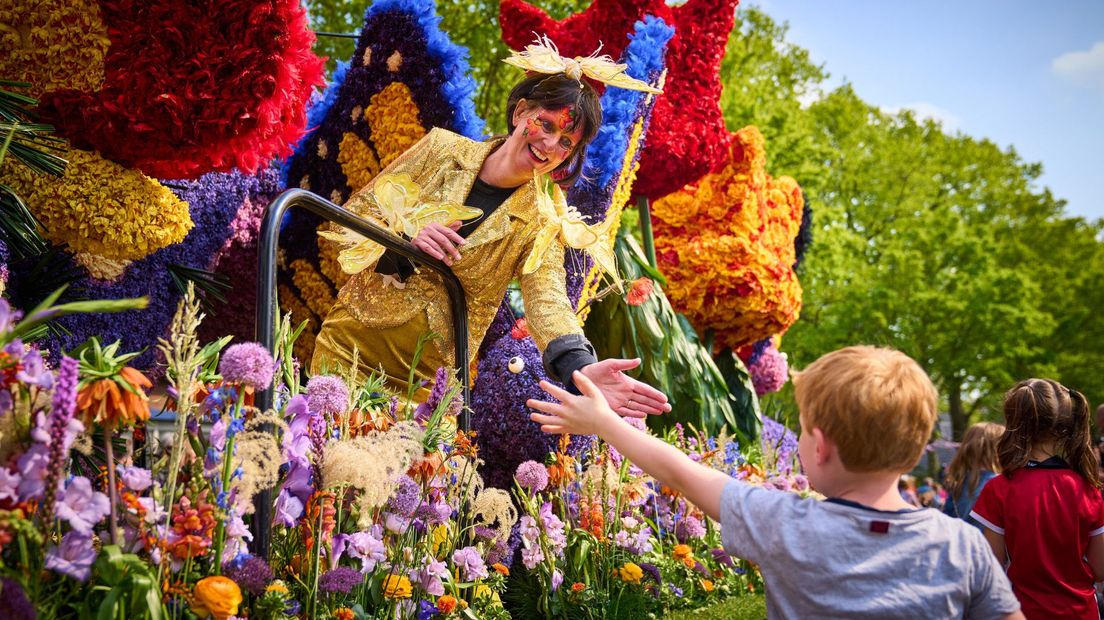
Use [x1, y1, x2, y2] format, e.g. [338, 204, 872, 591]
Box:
[0, 289, 808, 618]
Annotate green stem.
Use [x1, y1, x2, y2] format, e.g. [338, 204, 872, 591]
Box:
[211, 389, 245, 574]
[637, 195, 656, 269]
[103, 428, 121, 546]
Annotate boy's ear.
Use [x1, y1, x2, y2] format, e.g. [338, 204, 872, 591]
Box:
[812, 427, 833, 466]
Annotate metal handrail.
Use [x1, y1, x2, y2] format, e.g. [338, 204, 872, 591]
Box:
[252, 188, 471, 557]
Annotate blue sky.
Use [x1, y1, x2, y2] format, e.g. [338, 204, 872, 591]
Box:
[751, 1, 1104, 221]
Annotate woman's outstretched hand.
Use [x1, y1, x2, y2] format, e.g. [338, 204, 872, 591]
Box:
[578, 358, 671, 418]
[413, 221, 465, 266]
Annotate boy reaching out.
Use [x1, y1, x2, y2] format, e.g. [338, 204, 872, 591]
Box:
[528, 346, 1023, 619]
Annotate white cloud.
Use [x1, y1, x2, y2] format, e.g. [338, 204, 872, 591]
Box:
[1052, 41, 1104, 93]
[881, 102, 962, 131]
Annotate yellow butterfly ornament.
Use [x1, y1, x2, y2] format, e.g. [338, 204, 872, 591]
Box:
[522, 174, 621, 291]
[320, 173, 484, 274]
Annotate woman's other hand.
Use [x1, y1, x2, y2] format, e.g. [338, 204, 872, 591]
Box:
[578, 358, 671, 418]
[412, 221, 465, 266]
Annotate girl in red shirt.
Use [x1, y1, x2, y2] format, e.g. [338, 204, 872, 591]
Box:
[972, 379, 1104, 619]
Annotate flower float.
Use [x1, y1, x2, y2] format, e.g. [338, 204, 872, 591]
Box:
[651, 126, 804, 351]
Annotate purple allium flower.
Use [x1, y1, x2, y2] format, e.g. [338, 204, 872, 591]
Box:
[223, 555, 273, 596]
[306, 375, 348, 417]
[515, 460, 548, 493]
[117, 465, 153, 492]
[675, 514, 706, 543]
[639, 562, 661, 584]
[319, 566, 363, 595]
[417, 500, 452, 526]
[387, 475, 421, 518]
[451, 546, 488, 581]
[749, 344, 789, 396]
[218, 342, 275, 390]
[55, 476, 111, 534]
[45, 531, 97, 581]
[0, 577, 34, 620]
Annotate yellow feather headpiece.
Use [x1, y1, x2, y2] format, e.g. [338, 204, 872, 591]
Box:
[503, 35, 662, 94]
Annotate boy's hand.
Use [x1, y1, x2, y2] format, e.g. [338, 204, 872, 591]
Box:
[528, 371, 619, 436]
[578, 358, 671, 418]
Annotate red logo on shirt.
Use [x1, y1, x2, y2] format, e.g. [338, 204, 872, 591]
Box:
[869, 521, 890, 534]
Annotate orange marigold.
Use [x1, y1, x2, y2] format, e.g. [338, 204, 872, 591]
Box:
[190, 576, 242, 620]
[436, 594, 458, 613]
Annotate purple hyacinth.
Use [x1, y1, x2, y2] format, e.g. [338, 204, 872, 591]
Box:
[514, 460, 548, 493]
[306, 375, 348, 417]
[222, 555, 274, 596]
[0, 577, 34, 620]
[319, 566, 363, 595]
[218, 342, 275, 390]
[387, 475, 421, 518]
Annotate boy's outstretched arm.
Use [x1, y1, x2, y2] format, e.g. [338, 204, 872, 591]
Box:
[528, 371, 732, 521]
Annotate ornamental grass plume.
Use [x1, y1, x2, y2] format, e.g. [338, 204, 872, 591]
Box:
[320, 421, 424, 523]
[218, 342, 275, 390]
[228, 410, 288, 514]
[470, 487, 517, 548]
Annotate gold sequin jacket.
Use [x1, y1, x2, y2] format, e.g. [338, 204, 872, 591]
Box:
[330, 127, 583, 370]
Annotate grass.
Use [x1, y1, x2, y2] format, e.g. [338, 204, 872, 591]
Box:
[663, 594, 767, 619]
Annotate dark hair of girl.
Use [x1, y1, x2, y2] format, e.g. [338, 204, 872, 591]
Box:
[505, 73, 602, 187]
[998, 378, 1100, 488]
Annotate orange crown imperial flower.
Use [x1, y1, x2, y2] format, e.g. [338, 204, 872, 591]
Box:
[75, 338, 151, 429]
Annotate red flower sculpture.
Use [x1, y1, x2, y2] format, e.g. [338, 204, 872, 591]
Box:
[36, 0, 325, 180]
[500, 0, 738, 200]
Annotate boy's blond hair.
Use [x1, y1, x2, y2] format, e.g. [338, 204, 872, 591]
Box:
[792, 346, 938, 473]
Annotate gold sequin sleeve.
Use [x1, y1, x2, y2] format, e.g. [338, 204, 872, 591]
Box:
[519, 230, 584, 353]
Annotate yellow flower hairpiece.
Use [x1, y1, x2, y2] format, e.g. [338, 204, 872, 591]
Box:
[504, 35, 662, 95]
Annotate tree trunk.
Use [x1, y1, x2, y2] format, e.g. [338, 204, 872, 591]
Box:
[948, 380, 968, 441]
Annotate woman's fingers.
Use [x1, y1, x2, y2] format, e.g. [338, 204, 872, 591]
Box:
[424, 228, 462, 262]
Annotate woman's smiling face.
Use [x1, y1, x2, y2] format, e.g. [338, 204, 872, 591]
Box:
[504, 101, 586, 177]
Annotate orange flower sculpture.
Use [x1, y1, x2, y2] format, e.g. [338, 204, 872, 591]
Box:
[651, 126, 804, 351]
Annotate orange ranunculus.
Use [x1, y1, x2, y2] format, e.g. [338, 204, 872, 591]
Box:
[77, 366, 152, 428]
[382, 574, 412, 599]
[190, 576, 242, 620]
[491, 562, 510, 576]
[436, 594, 458, 613]
[571, 582, 586, 592]
[673, 544, 695, 568]
[333, 608, 355, 620]
[701, 579, 715, 592]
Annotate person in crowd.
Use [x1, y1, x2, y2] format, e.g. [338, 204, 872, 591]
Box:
[528, 345, 1023, 619]
[899, 474, 921, 507]
[943, 421, 1004, 530]
[972, 379, 1104, 619]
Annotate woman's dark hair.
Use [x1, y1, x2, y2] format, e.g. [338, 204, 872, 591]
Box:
[998, 378, 1100, 488]
[505, 73, 602, 186]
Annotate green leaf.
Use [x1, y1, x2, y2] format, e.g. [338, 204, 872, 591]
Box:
[167, 263, 232, 314]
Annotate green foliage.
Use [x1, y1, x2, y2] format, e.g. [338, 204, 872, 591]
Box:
[83, 546, 166, 620]
[585, 230, 759, 436]
[663, 594, 768, 620]
[720, 7, 1104, 437]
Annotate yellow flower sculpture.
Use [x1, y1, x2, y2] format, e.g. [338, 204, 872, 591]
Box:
[318, 172, 483, 274]
[0, 148, 192, 261]
[651, 126, 804, 351]
[0, 0, 110, 97]
[365, 82, 426, 168]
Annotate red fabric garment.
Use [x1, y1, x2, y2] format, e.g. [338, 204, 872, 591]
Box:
[971, 461, 1104, 619]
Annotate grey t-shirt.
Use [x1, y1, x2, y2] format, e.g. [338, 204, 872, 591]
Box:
[720, 480, 1021, 619]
